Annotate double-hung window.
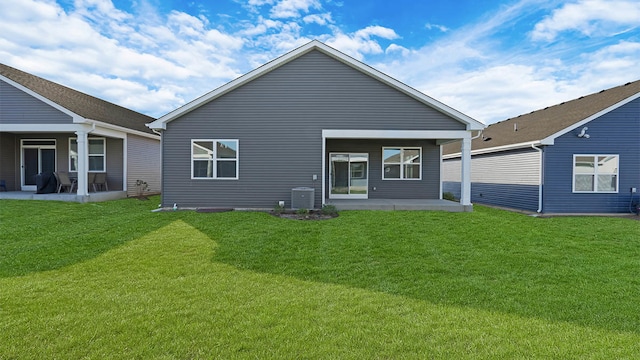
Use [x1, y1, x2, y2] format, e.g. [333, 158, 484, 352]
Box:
[382, 147, 421, 180]
[573, 155, 618, 192]
[192, 139, 238, 179]
[69, 137, 106, 172]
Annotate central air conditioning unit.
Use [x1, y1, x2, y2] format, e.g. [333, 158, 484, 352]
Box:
[291, 187, 315, 209]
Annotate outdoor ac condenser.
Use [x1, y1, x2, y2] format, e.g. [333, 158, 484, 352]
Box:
[291, 187, 315, 209]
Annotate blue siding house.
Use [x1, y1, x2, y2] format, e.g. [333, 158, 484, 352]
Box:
[443, 80, 640, 214]
[148, 41, 485, 211]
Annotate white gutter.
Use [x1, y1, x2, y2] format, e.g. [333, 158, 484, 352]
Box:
[531, 144, 543, 213]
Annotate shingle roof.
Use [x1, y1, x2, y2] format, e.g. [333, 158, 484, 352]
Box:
[0, 63, 155, 135]
[443, 79, 640, 155]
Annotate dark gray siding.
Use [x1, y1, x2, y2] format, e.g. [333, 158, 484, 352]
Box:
[127, 134, 161, 196]
[105, 138, 124, 191]
[0, 133, 17, 190]
[0, 81, 73, 124]
[327, 139, 440, 199]
[162, 50, 466, 208]
[543, 98, 640, 213]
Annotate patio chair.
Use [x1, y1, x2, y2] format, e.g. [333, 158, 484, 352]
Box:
[92, 172, 108, 192]
[54, 172, 76, 193]
[88, 172, 96, 192]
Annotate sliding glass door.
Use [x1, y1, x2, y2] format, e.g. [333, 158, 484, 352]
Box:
[329, 153, 368, 199]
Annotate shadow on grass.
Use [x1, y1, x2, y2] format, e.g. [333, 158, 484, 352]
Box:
[182, 207, 640, 334]
[0, 196, 172, 278]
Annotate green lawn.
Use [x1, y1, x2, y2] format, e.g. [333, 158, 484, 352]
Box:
[1, 197, 639, 358]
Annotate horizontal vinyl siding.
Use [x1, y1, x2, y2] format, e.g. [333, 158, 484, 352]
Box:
[0, 133, 17, 190]
[0, 81, 73, 124]
[162, 50, 466, 208]
[127, 134, 161, 196]
[442, 149, 541, 211]
[105, 138, 123, 191]
[543, 98, 640, 213]
[327, 139, 440, 200]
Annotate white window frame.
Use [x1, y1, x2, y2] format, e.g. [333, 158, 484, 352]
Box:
[572, 154, 619, 193]
[69, 137, 106, 172]
[382, 147, 422, 180]
[191, 139, 239, 180]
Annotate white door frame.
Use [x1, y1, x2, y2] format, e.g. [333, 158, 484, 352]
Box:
[20, 139, 57, 191]
[329, 152, 369, 199]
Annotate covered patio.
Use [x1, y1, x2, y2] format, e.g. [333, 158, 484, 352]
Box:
[326, 198, 471, 211]
[0, 190, 126, 203]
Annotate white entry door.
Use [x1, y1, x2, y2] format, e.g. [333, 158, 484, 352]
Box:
[329, 153, 368, 199]
[21, 139, 56, 191]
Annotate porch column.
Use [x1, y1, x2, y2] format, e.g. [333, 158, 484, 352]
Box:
[75, 129, 88, 196]
[460, 136, 471, 206]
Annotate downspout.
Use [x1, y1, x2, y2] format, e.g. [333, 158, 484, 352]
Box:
[531, 144, 543, 213]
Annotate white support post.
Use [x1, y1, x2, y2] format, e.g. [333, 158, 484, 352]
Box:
[75, 129, 88, 196]
[460, 136, 471, 206]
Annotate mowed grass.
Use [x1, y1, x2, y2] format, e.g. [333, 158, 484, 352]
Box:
[1, 197, 639, 358]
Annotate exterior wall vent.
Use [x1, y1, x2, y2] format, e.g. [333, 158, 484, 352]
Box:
[291, 187, 315, 209]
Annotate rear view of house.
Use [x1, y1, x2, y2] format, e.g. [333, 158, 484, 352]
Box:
[148, 40, 485, 211]
[0, 63, 161, 201]
[443, 80, 640, 214]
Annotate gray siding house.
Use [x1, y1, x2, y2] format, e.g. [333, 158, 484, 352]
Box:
[148, 41, 484, 211]
[0, 63, 161, 201]
[443, 79, 640, 214]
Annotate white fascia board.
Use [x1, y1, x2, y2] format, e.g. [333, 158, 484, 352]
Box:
[0, 75, 81, 120]
[541, 91, 640, 145]
[322, 129, 471, 139]
[443, 140, 542, 159]
[148, 40, 485, 131]
[88, 119, 160, 140]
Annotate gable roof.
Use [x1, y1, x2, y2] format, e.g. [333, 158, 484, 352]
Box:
[148, 40, 484, 131]
[443, 79, 640, 156]
[0, 63, 155, 135]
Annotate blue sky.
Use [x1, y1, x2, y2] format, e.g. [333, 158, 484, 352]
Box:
[1, 0, 639, 123]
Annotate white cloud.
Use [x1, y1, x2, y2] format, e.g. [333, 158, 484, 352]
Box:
[303, 12, 333, 25]
[270, 0, 322, 18]
[532, 0, 640, 41]
[326, 26, 399, 60]
[425, 23, 449, 32]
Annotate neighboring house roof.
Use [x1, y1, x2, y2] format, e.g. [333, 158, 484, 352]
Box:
[444, 79, 640, 156]
[0, 63, 155, 135]
[148, 40, 484, 131]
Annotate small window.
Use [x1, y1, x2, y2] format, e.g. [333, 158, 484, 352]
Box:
[69, 138, 106, 172]
[192, 139, 238, 179]
[573, 155, 618, 193]
[382, 147, 421, 180]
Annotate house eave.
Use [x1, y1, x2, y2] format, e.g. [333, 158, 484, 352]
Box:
[443, 140, 543, 159]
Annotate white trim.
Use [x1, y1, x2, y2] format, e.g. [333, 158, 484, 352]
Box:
[439, 145, 443, 199]
[322, 129, 471, 140]
[572, 154, 619, 193]
[382, 147, 422, 180]
[88, 119, 159, 140]
[20, 139, 57, 191]
[443, 140, 542, 159]
[328, 152, 369, 199]
[148, 41, 484, 131]
[123, 136, 128, 192]
[190, 139, 239, 180]
[69, 137, 107, 172]
[321, 137, 326, 206]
